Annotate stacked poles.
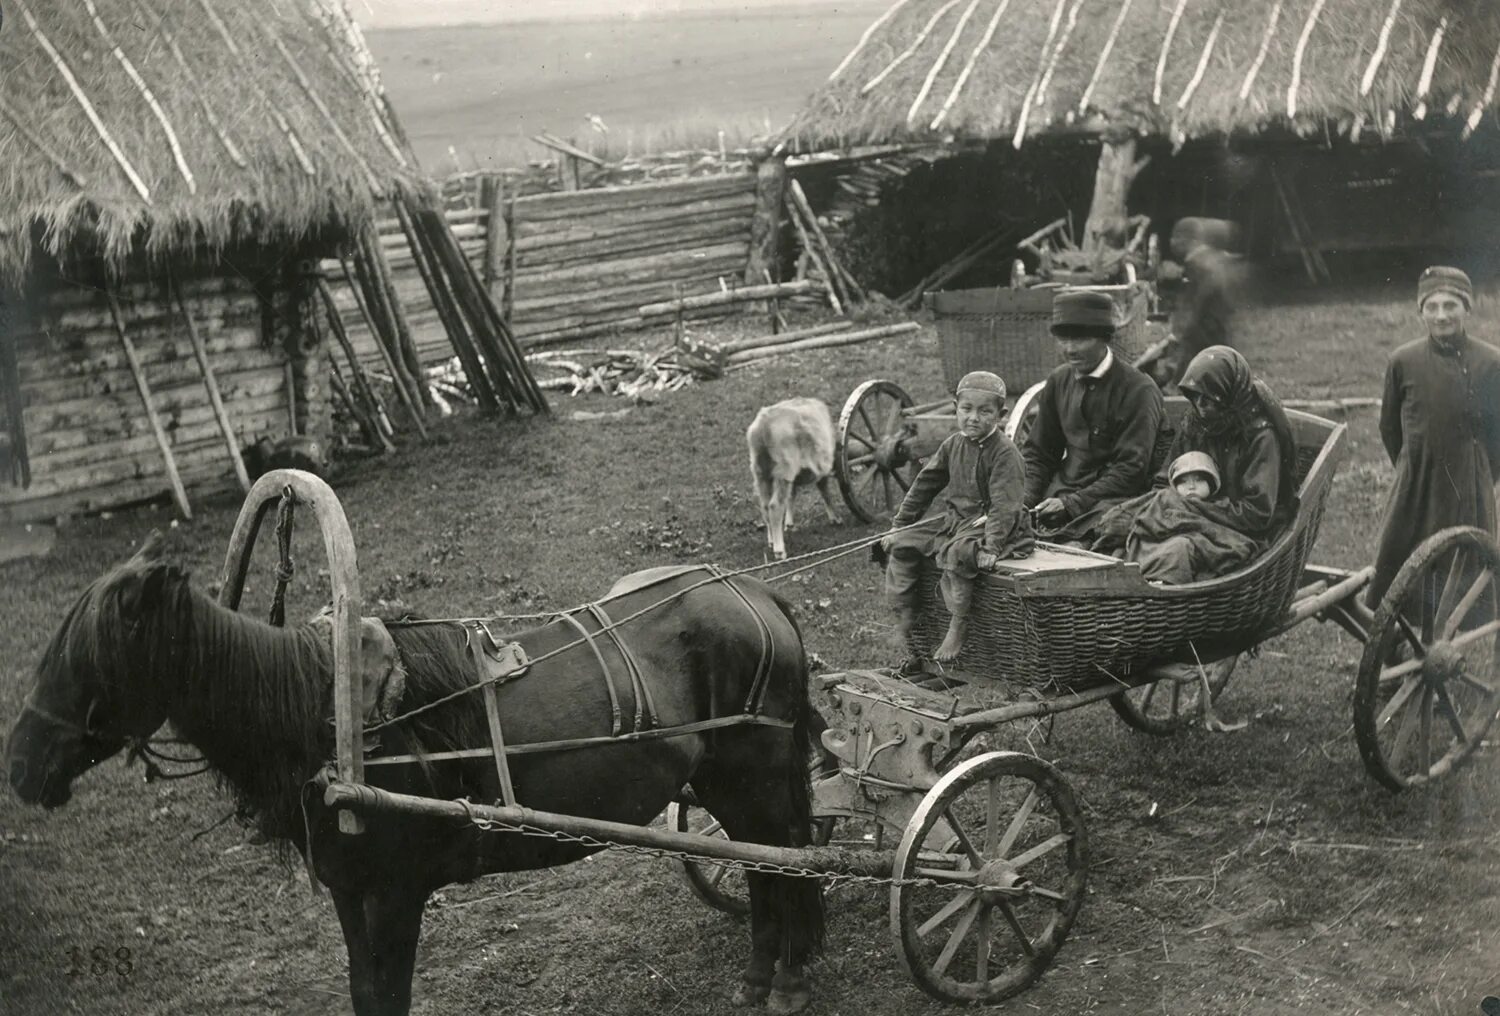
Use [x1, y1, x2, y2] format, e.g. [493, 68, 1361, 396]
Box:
[402, 193, 550, 415]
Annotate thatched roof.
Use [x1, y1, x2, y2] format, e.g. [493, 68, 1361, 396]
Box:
[0, 0, 425, 284]
[787, 0, 1500, 148]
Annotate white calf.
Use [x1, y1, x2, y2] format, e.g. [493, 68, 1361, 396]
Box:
[746, 397, 841, 560]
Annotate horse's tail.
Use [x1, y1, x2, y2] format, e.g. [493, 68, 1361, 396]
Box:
[766, 586, 827, 959]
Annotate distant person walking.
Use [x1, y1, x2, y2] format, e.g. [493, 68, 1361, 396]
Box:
[1368, 266, 1500, 609]
[1162, 217, 1242, 387]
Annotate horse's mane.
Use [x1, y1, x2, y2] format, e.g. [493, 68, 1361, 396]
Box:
[42, 558, 491, 846]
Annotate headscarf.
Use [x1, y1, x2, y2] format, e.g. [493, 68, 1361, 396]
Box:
[1178, 346, 1298, 508]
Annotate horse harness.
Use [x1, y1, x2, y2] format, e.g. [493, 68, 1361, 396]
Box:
[389, 565, 791, 809]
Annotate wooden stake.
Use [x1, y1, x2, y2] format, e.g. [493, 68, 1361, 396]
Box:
[1238, 0, 1283, 103]
[1360, 0, 1404, 97]
[268, 33, 383, 194]
[81, 0, 196, 193]
[319, 283, 396, 448]
[481, 174, 506, 299]
[907, 0, 982, 126]
[1035, 0, 1086, 113]
[1177, 11, 1224, 111]
[1287, 0, 1328, 119]
[1411, 17, 1448, 121]
[862, 0, 963, 95]
[171, 279, 250, 493]
[1012, 0, 1069, 147]
[0, 96, 86, 187]
[934, 0, 1013, 128]
[15, 0, 150, 203]
[336, 260, 426, 438]
[394, 199, 499, 414]
[1077, 0, 1132, 114]
[726, 322, 921, 364]
[830, 0, 915, 81]
[504, 189, 518, 329]
[126, 0, 246, 168]
[106, 292, 191, 518]
[1463, 41, 1500, 139]
[362, 226, 426, 404]
[1153, 0, 1190, 107]
[788, 180, 860, 305]
[194, 0, 316, 176]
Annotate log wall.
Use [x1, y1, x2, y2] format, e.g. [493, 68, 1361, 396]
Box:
[1, 272, 295, 524]
[327, 172, 760, 361]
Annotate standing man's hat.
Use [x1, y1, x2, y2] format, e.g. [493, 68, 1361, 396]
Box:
[1417, 266, 1472, 309]
[1050, 290, 1117, 339]
[956, 370, 1007, 404]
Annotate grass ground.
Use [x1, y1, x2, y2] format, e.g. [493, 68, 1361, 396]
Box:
[2, 278, 1498, 1015]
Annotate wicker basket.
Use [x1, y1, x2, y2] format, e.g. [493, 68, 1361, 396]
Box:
[907, 404, 1346, 693]
[929, 284, 1151, 395]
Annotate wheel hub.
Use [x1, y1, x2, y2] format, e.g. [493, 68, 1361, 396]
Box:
[873, 429, 912, 471]
[974, 858, 1025, 905]
[1423, 641, 1465, 683]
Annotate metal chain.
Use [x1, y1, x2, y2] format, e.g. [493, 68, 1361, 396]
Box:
[457, 808, 989, 895]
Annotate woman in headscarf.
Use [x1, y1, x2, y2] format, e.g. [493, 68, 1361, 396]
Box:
[1092, 346, 1298, 582]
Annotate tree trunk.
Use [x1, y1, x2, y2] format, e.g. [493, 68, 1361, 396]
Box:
[1083, 133, 1149, 254]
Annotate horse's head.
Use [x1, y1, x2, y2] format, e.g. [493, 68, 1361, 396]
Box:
[8, 532, 185, 807]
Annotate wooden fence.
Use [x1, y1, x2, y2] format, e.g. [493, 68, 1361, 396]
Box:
[328, 172, 760, 366]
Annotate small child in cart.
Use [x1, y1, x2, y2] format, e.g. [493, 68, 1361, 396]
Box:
[879, 371, 1035, 667]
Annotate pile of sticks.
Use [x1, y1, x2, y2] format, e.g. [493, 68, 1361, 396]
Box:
[525, 348, 714, 399]
[898, 223, 1025, 307]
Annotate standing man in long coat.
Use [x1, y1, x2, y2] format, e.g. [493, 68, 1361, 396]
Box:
[1368, 266, 1500, 609]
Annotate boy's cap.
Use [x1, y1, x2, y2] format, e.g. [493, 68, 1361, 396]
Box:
[1168, 450, 1220, 494]
[1418, 265, 1472, 310]
[956, 370, 1006, 403]
[1050, 290, 1116, 338]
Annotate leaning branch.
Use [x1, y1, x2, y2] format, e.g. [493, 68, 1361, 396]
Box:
[933, 0, 1013, 129]
[1287, 0, 1329, 119]
[1153, 0, 1190, 107]
[14, 0, 150, 202]
[1238, 0, 1283, 102]
[862, 0, 962, 95]
[1078, 0, 1134, 114]
[1177, 11, 1224, 111]
[1359, 0, 1403, 97]
[907, 0, 983, 126]
[1411, 17, 1448, 121]
[81, 0, 196, 193]
[830, 0, 916, 81]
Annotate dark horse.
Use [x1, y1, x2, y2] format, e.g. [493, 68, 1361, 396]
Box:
[7, 534, 824, 1015]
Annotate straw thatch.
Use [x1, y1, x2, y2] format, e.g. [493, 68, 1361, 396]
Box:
[0, 0, 424, 284]
[788, 0, 1500, 147]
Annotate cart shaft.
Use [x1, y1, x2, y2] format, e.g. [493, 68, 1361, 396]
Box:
[323, 781, 894, 878]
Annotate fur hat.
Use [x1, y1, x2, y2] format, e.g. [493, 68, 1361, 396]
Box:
[955, 370, 1007, 404]
[1418, 265, 1472, 310]
[1168, 450, 1220, 495]
[1050, 290, 1116, 339]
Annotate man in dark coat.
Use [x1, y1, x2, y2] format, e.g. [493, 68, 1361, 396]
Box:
[1161, 217, 1242, 387]
[1368, 266, 1500, 609]
[1023, 290, 1165, 542]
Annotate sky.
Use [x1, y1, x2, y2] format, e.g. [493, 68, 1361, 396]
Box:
[348, 0, 864, 29]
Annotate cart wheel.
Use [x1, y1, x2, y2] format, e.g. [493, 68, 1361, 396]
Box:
[664, 801, 749, 917]
[1110, 656, 1239, 735]
[1354, 526, 1500, 791]
[836, 379, 919, 524]
[1010, 259, 1027, 289]
[891, 752, 1087, 1004]
[1003, 381, 1046, 449]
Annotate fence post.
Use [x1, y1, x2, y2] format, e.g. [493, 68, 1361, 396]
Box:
[744, 155, 787, 287]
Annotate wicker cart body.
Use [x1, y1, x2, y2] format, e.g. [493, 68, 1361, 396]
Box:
[929, 283, 1152, 395]
[906, 402, 1346, 691]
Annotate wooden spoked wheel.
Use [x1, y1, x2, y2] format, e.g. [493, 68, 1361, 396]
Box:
[664, 801, 750, 917]
[891, 752, 1087, 1003]
[1354, 527, 1500, 791]
[1003, 381, 1046, 451]
[1110, 656, 1239, 735]
[836, 380, 919, 524]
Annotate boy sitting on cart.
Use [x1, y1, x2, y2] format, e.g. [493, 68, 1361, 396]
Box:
[880, 371, 1035, 665]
